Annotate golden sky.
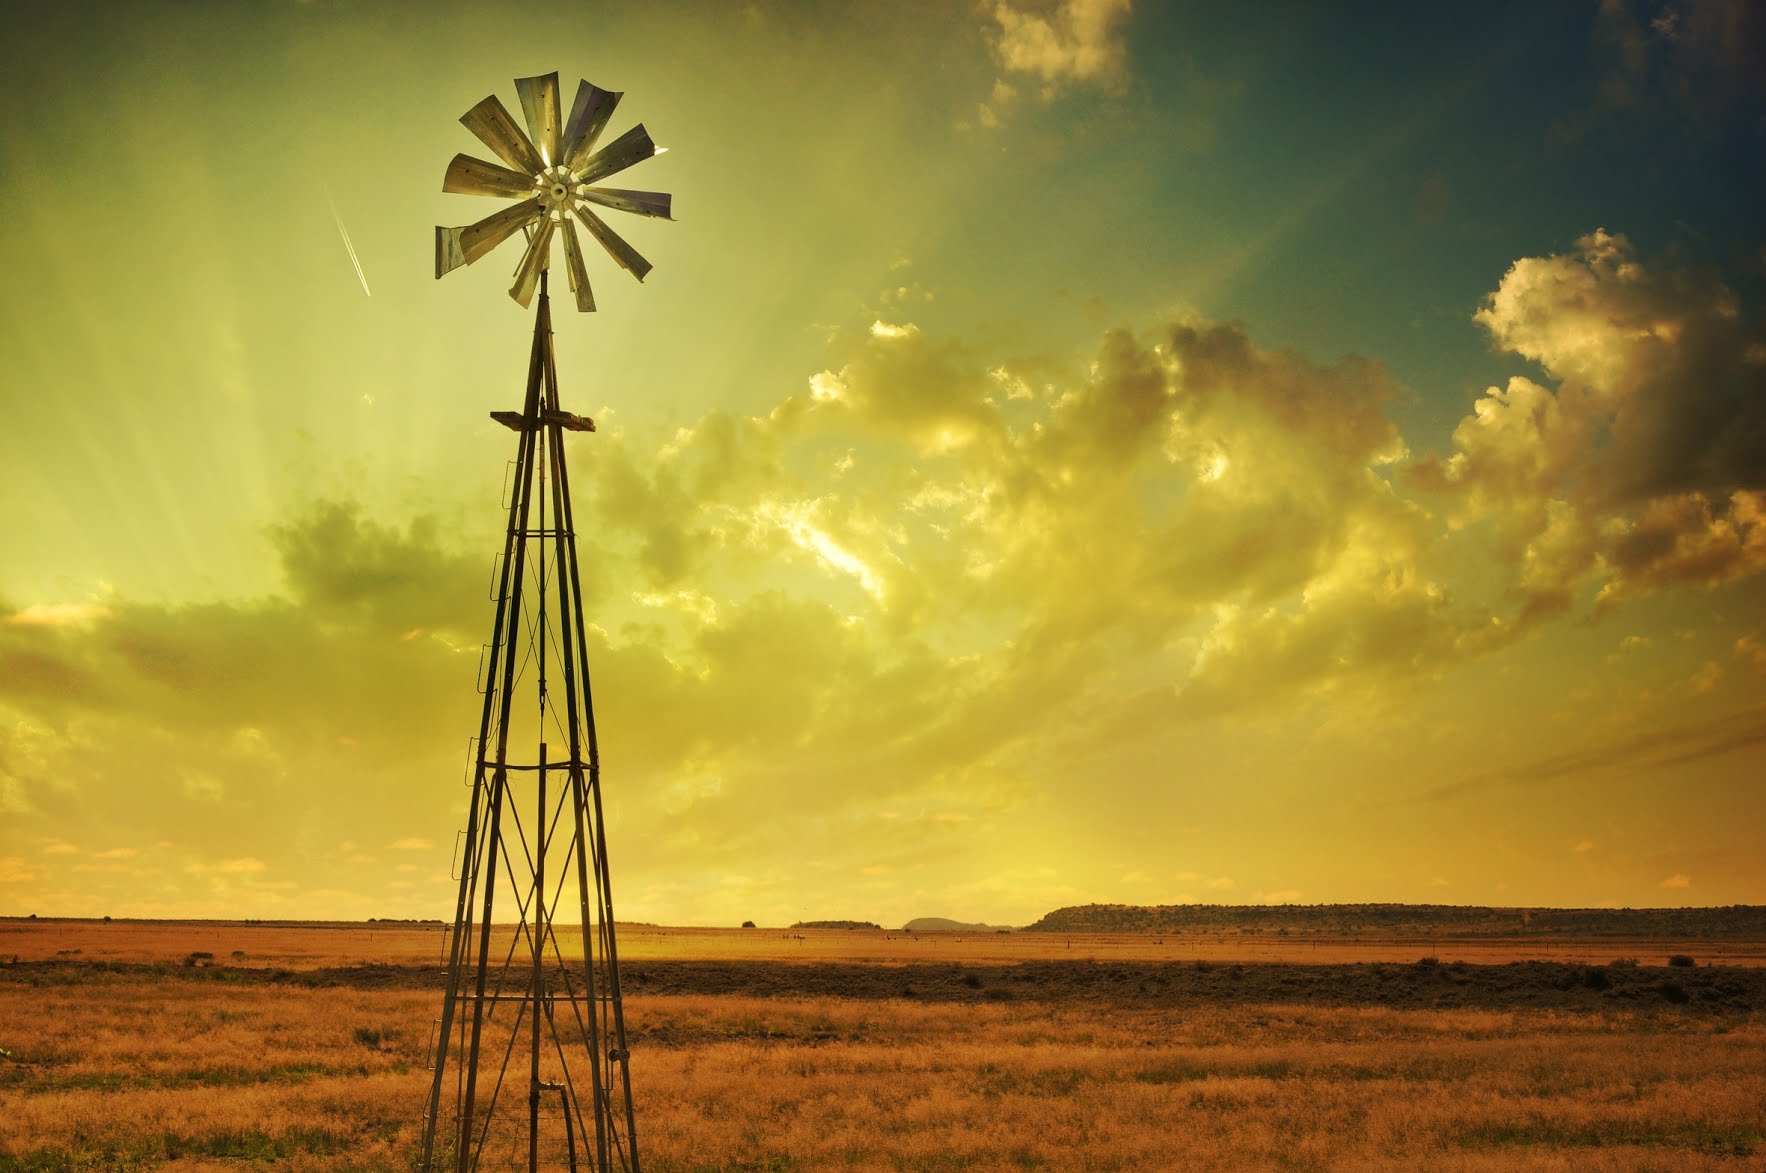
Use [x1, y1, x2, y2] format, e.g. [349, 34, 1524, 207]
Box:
[2, 1, 1763, 926]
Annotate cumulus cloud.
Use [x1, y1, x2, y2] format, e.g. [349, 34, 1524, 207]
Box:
[1468, 229, 1763, 503]
[990, 0, 1132, 88]
[1413, 229, 1766, 612]
[978, 0, 1132, 126]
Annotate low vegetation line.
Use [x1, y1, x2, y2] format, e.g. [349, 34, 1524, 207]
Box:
[3, 956, 1758, 1013]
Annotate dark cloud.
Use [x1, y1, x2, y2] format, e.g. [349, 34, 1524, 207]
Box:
[271, 500, 485, 636]
[1601, 490, 1766, 601]
[1594, 0, 1766, 119]
[1414, 702, 1766, 803]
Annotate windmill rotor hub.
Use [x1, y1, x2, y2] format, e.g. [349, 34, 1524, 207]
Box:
[540, 165, 575, 209]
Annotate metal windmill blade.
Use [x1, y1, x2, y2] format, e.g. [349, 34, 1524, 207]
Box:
[435, 71, 672, 310]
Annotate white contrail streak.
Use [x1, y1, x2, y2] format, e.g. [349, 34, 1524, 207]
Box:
[325, 188, 372, 297]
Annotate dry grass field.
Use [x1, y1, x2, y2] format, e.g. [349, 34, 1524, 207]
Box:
[2, 919, 1763, 1171]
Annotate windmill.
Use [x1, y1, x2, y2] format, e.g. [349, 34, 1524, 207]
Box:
[419, 70, 669, 1172]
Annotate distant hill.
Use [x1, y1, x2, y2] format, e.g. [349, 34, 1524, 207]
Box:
[902, 917, 1006, 933]
[1025, 903, 1766, 939]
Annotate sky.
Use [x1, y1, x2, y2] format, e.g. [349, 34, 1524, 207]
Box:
[1, 0, 1763, 927]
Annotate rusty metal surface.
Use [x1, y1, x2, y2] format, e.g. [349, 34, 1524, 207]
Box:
[575, 124, 657, 186]
[514, 72, 563, 167]
[559, 218, 596, 313]
[578, 187, 671, 220]
[542, 408, 596, 432]
[572, 203, 651, 282]
[459, 198, 542, 266]
[562, 81, 621, 173]
[460, 93, 544, 175]
[444, 153, 536, 199]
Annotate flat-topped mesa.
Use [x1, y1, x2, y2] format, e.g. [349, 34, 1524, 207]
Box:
[1024, 902, 1766, 939]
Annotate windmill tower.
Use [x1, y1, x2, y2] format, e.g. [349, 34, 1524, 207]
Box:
[419, 71, 670, 1173]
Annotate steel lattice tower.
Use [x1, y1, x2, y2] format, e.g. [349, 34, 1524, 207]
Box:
[420, 276, 639, 1172]
[420, 69, 670, 1173]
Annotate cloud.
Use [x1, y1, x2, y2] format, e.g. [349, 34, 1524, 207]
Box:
[271, 500, 486, 637]
[5, 603, 112, 629]
[1660, 872, 1691, 888]
[977, 0, 1133, 127]
[1590, 0, 1766, 117]
[1416, 704, 1766, 802]
[7, 235, 1761, 920]
[0, 502, 491, 912]
[1598, 490, 1766, 603]
[1736, 633, 1766, 672]
[1412, 229, 1766, 613]
[1462, 230, 1764, 506]
[989, 0, 1132, 90]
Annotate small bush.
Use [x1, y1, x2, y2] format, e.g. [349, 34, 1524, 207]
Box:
[1656, 981, 1690, 1004]
[1608, 957, 1639, 969]
[1668, 954, 1696, 967]
[961, 972, 984, 989]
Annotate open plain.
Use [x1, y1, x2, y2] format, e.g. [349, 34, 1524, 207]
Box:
[2, 918, 1763, 1171]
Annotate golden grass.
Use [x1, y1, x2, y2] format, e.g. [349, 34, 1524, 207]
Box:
[2, 921, 1763, 1170]
[3, 976, 1762, 1169]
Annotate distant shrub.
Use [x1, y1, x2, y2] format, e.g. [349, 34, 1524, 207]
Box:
[1668, 954, 1696, 968]
[1415, 956, 1439, 968]
[352, 1027, 384, 1048]
[1608, 957, 1639, 969]
[741, 921, 756, 929]
[1582, 967, 1611, 990]
[1656, 981, 1690, 1004]
[791, 920, 881, 930]
[962, 972, 984, 989]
